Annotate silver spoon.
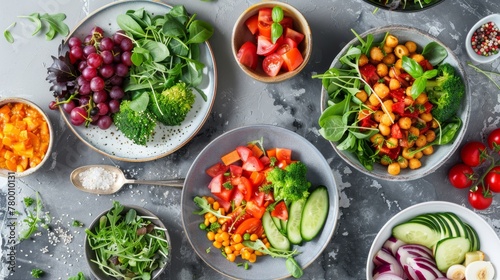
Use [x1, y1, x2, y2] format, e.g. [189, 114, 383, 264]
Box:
[70, 164, 184, 195]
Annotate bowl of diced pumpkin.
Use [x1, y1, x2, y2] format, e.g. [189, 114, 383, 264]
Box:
[0, 97, 53, 177]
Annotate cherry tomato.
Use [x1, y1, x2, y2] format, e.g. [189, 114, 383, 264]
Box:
[485, 166, 500, 193]
[262, 53, 284, 77]
[487, 128, 500, 153]
[206, 162, 229, 177]
[448, 163, 474, 189]
[281, 47, 303, 72]
[256, 35, 279, 56]
[257, 8, 273, 38]
[271, 200, 289, 220]
[460, 141, 486, 167]
[284, 27, 304, 44]
[237, 41, 258, 70]
[468, 186, 493, 210]
[244, 15, 259, 35]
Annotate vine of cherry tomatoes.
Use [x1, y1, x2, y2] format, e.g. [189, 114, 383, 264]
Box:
[448, 128, 500, 210]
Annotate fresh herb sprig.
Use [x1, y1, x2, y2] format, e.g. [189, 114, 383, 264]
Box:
[20, 192, 51, 241]
[31, 268, 44, 278]
[193, 196, 230, 219]
[467, 63, 500, 90]
[271, 6, 284, 43]
[85, 201, 169, 279]
[5, 13, 69, 43]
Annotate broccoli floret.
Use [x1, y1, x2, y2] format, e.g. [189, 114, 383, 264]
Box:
[266, 161, 311, 202]
[113, 100, 156, 146]
[425, 63, 465, 123]
[148, 82, 195, 126]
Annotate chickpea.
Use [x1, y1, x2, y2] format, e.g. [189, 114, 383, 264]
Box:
[383, 45, 393, 55]
[388, 162, 401, 175]
[398, 117, 412, 130]
[420, 112, 433, 123]
[389, 78, 401, 90]
[380, 156, 392, 166]
[370, 133, 385, 146]
[359, 54, 369, 67]
[377, 63, 389, 77]
[405, 41, 418, 53]
[373, 110, 385, 122]
[411, 53, 425, 63]
[425, 130, 436, 142]
[415, 135, 427, 147]
[356, 89, 368, 103]
[374, 83, 390, 99]
[414, 93, 428, 105]
[394, 45, 410, 58]
[385, 35, 399, 48]
[382, 53, 396, 65]
[379, 123, 391, 136]
[369, 93, 381, 106]
[422, 145, 434, 156]
[382, 100, 394, 113]
[409, 158, 422, 169]
[402, 147, 415, 159]
[386, 137, 399, 149]
[405, 86, 413, 97]
[414, 151, 424, 159]
[404, 96, 414, 106]
[398, 157, 409, 169]
[394, 59, 403, 70]
[431, 119, 439, 129]
[370, 46, 384, 62]
[358, 109, 371, 121]
[409, 126, 420, 137]
[389, 66, 401, 78]
[380, 112, 395, 126]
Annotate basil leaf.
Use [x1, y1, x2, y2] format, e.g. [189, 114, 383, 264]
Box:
[285, 257, 303, 279]
[422, 69, 438, 79]
[18, 13, 42, 35]
[186, 20, 214, 44]
[271, 22, 283, 44]
[40, 13, 69, 36]
[272, 6, 284, 23]
[402, 56, 423, 78]
[422, 41, 448, 66]
[410, 76, 426, 100]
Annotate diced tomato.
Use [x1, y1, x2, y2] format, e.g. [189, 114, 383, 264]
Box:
[246, 200, 266, 219]
[275, 37, 298, 55]
[359, 64, 379, 86]
[419, 59, 433, 71]
[257, 8, 273, 38]
[271, 200, 289, 220]
[280, 16, 293, 30]
[236, 176, 253, 202]
[275, 148, 292, 164]
[242, 156, 265, 171]
[423, 101, 433, 114]
[232, 189, 245, 207]
[277, 159, 288, 169]
[378, 145, 401, 161]
[234, 217, 263, 236]
[256, 35, 280, 56]
[213, 184, 233, 203]
[227, 210, 251, 233]
[245, 15, 259, 35]
[236, 146, 253, 162]
[284, 27, 304, 44]
[359, 115, 376, 129]
[215, 198, 231, 213]
[262, 53, 284, 77]
[389, 88, 406, 102]
[253, 191, 266, 206]
[237, 41, 258, 70]
[259, 156, 271, 166]
[391, 123, 403, 139]
[228, 164, 242, 177]
[208, 173, 224, 193]
[392, 101, 419, 118]
[281, 47, 303, 72]
[206, 162, 229, 178]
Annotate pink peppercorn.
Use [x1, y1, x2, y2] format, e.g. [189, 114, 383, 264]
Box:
[471, 21, 500, 57]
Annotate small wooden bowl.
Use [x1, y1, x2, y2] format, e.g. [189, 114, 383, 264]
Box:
[231, 1, 312, 83]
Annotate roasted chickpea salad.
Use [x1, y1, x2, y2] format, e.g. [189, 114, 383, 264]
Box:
[314, 30, 465, 176]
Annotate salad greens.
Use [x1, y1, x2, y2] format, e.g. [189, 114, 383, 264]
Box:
[85, 201, 169, 279]
[243, 239, 303, 277]
[20, 192, 50, 241]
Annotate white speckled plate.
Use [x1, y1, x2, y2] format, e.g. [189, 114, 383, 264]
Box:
[60, 0, 217, 162]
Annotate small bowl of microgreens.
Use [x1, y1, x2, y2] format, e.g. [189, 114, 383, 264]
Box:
[85, 201, 171, 280]
[232, 1, 312, 83]
[313, 25, 470, 181]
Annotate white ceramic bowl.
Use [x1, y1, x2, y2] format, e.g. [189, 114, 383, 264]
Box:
[320, 25, 470, 181]
[366, 201, 500, 279]
[0, 97, 54, 177]
[466, 14, 500, 64]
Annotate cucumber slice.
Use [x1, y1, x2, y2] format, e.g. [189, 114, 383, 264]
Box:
[434, 236, 471, 272]
[300, 186, 329, 241]
[287, 198, 306, 244]
[392, 222, 441, 249]
[444, 212, 467, 237]
[464, 223, 480, 251]
[272, 215, 282, 231]
[262, 211, 290, 250]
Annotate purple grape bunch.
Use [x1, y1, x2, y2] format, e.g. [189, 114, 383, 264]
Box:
[49, 26, 133, 130]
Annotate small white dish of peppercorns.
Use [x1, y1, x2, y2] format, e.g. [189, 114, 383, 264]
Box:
[466, 14, 500, 64]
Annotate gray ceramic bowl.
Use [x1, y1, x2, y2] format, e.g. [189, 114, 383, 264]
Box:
[362, 0, 443, 12]
[366, 201, 500, 279]
[85, 204, 171, 280]
[181, 124, 339, 279]
[0, 97, 54, 178]
[320, 25, 470, 181]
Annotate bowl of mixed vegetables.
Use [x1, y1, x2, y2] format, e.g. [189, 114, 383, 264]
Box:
[180, 124, 339, 279]
[85, 202, 171, 280]
[362, 0, 444, 12]
[232, 1, 312, 83]
[314, 25, 470, 181]
[366, 201, 500, 279]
